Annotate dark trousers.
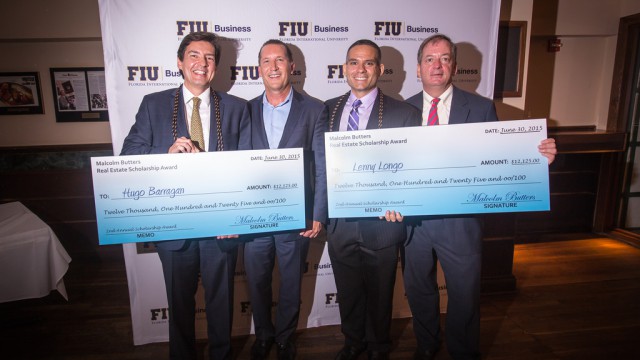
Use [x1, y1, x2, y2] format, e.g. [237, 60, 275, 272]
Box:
[243, 233, 310, 344]
[157, 239, 237, 360]
[402, 217, 482, 360]
[328, 219, 400, 352]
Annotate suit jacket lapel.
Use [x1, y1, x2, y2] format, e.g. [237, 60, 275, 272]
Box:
[176, 89, 190, 139]
[331, 100, 346, 132]
[449, 86, 470, 125]
[206, 90, 222, 151]
[410, 93, 424, 113]
[253, 96, 270, 149]
[366, 92, 381, 129]
[277, 90, 300, 148]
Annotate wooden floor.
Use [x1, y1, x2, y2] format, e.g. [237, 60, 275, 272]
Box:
[2, 236, 640, 359]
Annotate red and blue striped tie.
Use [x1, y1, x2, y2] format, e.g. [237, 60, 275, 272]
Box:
[427, 97, 440, 126]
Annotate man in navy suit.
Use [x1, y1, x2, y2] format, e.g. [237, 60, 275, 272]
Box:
[121, 32, 250, 360]
[244, 39, 328, 360]
[403, 34, 557, 360]
[325, 39, 421, 360]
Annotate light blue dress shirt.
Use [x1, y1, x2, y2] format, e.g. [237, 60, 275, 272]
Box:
[262, 88, 293, 149]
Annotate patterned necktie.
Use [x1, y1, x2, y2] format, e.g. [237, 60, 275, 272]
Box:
[427, 97, 440, 126]
[348, 99, 362, 131]
[190, 96, 204, 150]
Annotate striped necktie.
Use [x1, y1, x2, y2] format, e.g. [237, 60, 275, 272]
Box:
[348, 99, 362, 131]
[427, 97, 440, 126]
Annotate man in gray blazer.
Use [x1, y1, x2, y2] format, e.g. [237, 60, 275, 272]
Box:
[121, 32, 250, 360]
[403, 34, 557, 360]
[244, 39, 328, 360]
[325, 39, 421, 360]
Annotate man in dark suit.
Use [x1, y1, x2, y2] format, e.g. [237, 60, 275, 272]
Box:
[325, 39, 421, 360]
[403, 34, 557, 360]
[244, 39, 328, 360]
[121, 32, 250, 360]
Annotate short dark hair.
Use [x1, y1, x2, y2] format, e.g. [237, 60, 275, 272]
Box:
[177, 32, 221, 65]
[346, 39, 382, 65]
[417, 34, 457, 65]
[258, 39, 293, 62]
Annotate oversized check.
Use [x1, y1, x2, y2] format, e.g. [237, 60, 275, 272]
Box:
[325, 118, 550, 218]
[91, 148, 306, 245]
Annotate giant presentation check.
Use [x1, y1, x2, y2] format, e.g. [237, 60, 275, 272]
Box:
[325, 119, 550, 218]
[91, 148, 306, 245]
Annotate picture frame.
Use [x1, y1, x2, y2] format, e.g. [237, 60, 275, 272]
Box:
[0, 72, 45, 115]
[50, 67, 109, 122]
[494, 21, 527, 98]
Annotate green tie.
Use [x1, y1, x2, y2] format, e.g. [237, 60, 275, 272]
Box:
[190, 97, 204, 151]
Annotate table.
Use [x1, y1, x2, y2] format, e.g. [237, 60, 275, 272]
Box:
[0, 202, 72, 302]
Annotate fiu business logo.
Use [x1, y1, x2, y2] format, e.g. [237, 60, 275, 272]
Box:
[230, 65, 261, 84]
[327, 65, 344, 79]
[176, 20, 209, 36]
[127, 66, 160, 82]
[374, 21, 403, 36]
[150, 308, 169, 323]
[126, 66, 181, 87]
[279, 21, 310, 36]
[375, 21, 439, 40]
[240, 300, 278, 314]
[325, 293, 339, 306]
[453, 67, 480, 85]
[314, 261, 334, 271]
[456, 68, 479, 76]
[240, 301, 252, 314]
[327, 65, 346, 84]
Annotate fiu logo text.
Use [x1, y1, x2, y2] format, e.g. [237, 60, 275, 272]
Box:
[325, 293, 338, 305]
[279, 22, 310, 36]
[374, 21, 402, 36]
[150, 308, 169, 321]
[327, 65, 345, 79]
[240, 301, 251, 313]
[230, 66, 260, 81]
[176, 21, 209, 36]
[128, 66, 159, 81]
[240, 300, 278, 313]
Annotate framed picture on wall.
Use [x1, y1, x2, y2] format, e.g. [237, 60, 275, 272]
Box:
[50, 67, 109, 122]
[0, 72, 44, 115]
[494, 21, 527, 98]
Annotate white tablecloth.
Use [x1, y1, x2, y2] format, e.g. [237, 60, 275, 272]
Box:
[0, 202, 72, 302]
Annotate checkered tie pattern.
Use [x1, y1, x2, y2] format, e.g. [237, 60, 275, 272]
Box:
[190, 97, 204, 150]
[348, 99, 362, 131]
[427, 97, 440, 126]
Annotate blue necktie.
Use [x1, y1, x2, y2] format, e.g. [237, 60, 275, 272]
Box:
[348, 99, 362, 131]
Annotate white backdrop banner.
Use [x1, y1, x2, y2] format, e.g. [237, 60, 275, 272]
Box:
[98, 0, 500, 345]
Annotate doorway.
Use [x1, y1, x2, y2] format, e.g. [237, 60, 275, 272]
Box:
[619, 39, 640, 233]
[609, 14, 640, 236]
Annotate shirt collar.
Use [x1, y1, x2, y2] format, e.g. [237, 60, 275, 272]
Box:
[262, 87, 293, 108]
[348, 87, 378, 109]
[182, 86, 211, 107]
[422, 85, 452, 105]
